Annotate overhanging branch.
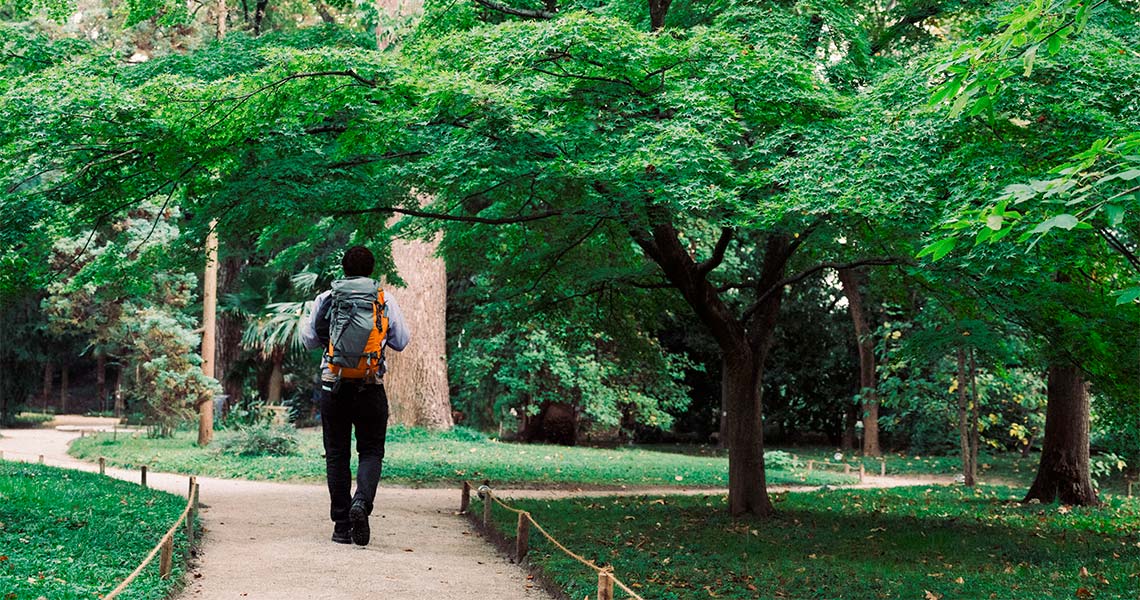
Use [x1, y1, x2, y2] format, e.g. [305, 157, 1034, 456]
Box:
[743, 257, 907, 321]
[697, 227, 734, 276]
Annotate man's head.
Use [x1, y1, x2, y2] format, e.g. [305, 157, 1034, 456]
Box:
[342, 246, 375, 277]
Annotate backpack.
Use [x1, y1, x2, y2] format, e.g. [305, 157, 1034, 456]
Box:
[325, 278, 389, 380]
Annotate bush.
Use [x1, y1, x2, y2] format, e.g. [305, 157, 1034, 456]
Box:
[216, 425, 300, 457]
[764, 450, 800, 471]
[386, 424, 488, 443]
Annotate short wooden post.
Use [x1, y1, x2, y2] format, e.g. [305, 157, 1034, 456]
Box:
[141, 465, 148, 488]
[38, 454, 44, 464]
[187, 476, 197, 549]
[1129, 481, 1133, 498]
[880, 458, 886, 476]
[80, 430, 85, 438]
[99, 457, 106, 475]
[859, 464, 865, 483]
[0, 450, 5, 460]
[807, 460, 814, 473]
[483, 493, 493, 527]
[159, 535, 173, 579]
[516, 512, 530, 561]
[844, 463, 850, 475]
[461, 481, 471, 513]
[597, 571, 614, 600]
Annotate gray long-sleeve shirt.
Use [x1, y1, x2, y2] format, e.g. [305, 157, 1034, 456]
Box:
[301, 278, 410, 382]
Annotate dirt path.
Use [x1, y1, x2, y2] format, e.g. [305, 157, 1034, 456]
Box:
[1, 424, 956, 600]
[0, 426, 551, 600]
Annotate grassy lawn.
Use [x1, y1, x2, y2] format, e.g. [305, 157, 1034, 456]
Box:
[69, 426, 855, 488]
[0, 460, 191, 600]
[479, 486, 1140, 600]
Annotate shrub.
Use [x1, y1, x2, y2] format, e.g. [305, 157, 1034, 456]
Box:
[217, 425, 300, 457]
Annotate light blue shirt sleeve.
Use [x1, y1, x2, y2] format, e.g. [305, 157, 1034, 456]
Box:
[301, 290, 331, 351]
[384, 292, 410, 352]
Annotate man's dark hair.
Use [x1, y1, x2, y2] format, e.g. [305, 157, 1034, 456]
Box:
[342, 246, 375, 277]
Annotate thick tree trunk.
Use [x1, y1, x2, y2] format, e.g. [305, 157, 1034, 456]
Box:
[375, 0, 423, 50]
[1024, 363, 1099, 505]
[647, 0, 671, 30]
[838, 268, 881, 457]
[216, 255, 245, 409]
[96, 353, 106, 410]
[383, 229, 453, 430]
[956, 348, 976, 486]
[723, 352, 773, 517]
[968, 349, 980, 482]
[200, 222, 218, 447]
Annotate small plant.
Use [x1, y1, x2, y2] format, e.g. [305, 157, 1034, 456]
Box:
[1089, 452, 1127, 489]
[764, 450, 800, 471]
[217, 425, 300, 457]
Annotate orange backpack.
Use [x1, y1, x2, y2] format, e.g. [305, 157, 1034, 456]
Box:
[325, 278, 389, 380]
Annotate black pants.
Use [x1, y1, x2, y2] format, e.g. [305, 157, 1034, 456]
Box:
[319, 381, 389, 525]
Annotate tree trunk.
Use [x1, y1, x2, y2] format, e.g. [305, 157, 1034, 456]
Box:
[383, 229, 453, 430]
[956, 348, 975, 486]
[113, 364, 125, 418]
[267, 351, 284, 405]
[375, 0, 423, 50]
[42, 362, 53, 409]
[723, 352, 773, 517]
[200, 222, 218, 447]
[969, 349, 980, 483]
[841, 402, 857, 451]
[60, 366, 69, 413]
[1024, 363, 1099, 505]
[647, 0, 671, 30]
[96, 353, 106, 411]
[216, 254, 245, 409]
[838, 268, 881, 457]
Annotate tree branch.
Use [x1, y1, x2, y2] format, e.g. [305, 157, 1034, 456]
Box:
[697, 227, 733, 276]
[743, 257, 907, 321]
[471, 0, 554, 19]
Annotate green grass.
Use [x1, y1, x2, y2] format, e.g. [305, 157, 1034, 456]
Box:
[68, 426, 855, 488]
[479, 486, 1140, 600]
[0, 460, 191, 600]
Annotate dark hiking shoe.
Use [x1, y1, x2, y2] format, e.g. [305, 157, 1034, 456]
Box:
[349, 500, 370, 546]
[332, 522, 353, 544]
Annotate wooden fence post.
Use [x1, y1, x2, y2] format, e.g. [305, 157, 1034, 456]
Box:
[880, 458, 886, 476]
[0, 450, 5, 460]
[844, 463, 850, 475]
[807, 460, 814, 473]
[859, 464, 865, 483]
[516, 512, 530, 561]
[141, 465, 148, 488]
[159, 535, 173, 578]
[597, 571, 614, 600]
[483, 493, 493, 527]
[99, 457, 106, 475]
[38, 454, 44, 464]
[1129, 480, 1133, 498]
[461, 481, 471, 513]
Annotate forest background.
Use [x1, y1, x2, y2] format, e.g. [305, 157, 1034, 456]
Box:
[1, 0, 1137, 515]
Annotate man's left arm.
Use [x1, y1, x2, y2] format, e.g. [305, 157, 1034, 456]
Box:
[384, 294, 410, 351]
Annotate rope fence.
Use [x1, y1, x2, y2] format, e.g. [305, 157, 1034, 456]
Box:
[0, 449, 201, 597]
[799, 457, 871, 482]
[461, 481, 646, 600]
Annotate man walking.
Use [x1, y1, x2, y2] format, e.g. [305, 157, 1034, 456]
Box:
[302, 246, 410, 545]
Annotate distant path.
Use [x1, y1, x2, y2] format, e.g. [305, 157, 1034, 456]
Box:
[0, 425, 550, 600]
[1, 422, 955, 600]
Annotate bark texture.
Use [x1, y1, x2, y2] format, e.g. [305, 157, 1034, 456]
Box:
[1024, 363, 1099, 506]
[216, 254, 246, 408]
[838, 267, 881, 457]
[60, 366, 69, 413]
[383, 230, 453, 430]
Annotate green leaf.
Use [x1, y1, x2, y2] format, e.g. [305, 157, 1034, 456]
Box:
[1023, 45, 1037, 77]
[986, 214, 1003, 230]
[917, 237, 958, 261]
[1047, 34, 1062, 55]
[1114, 287, 1140, 305]
[1105, 204, 1125, 226]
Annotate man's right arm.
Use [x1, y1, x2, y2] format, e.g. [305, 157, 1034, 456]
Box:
[301, 291, 332, 350]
